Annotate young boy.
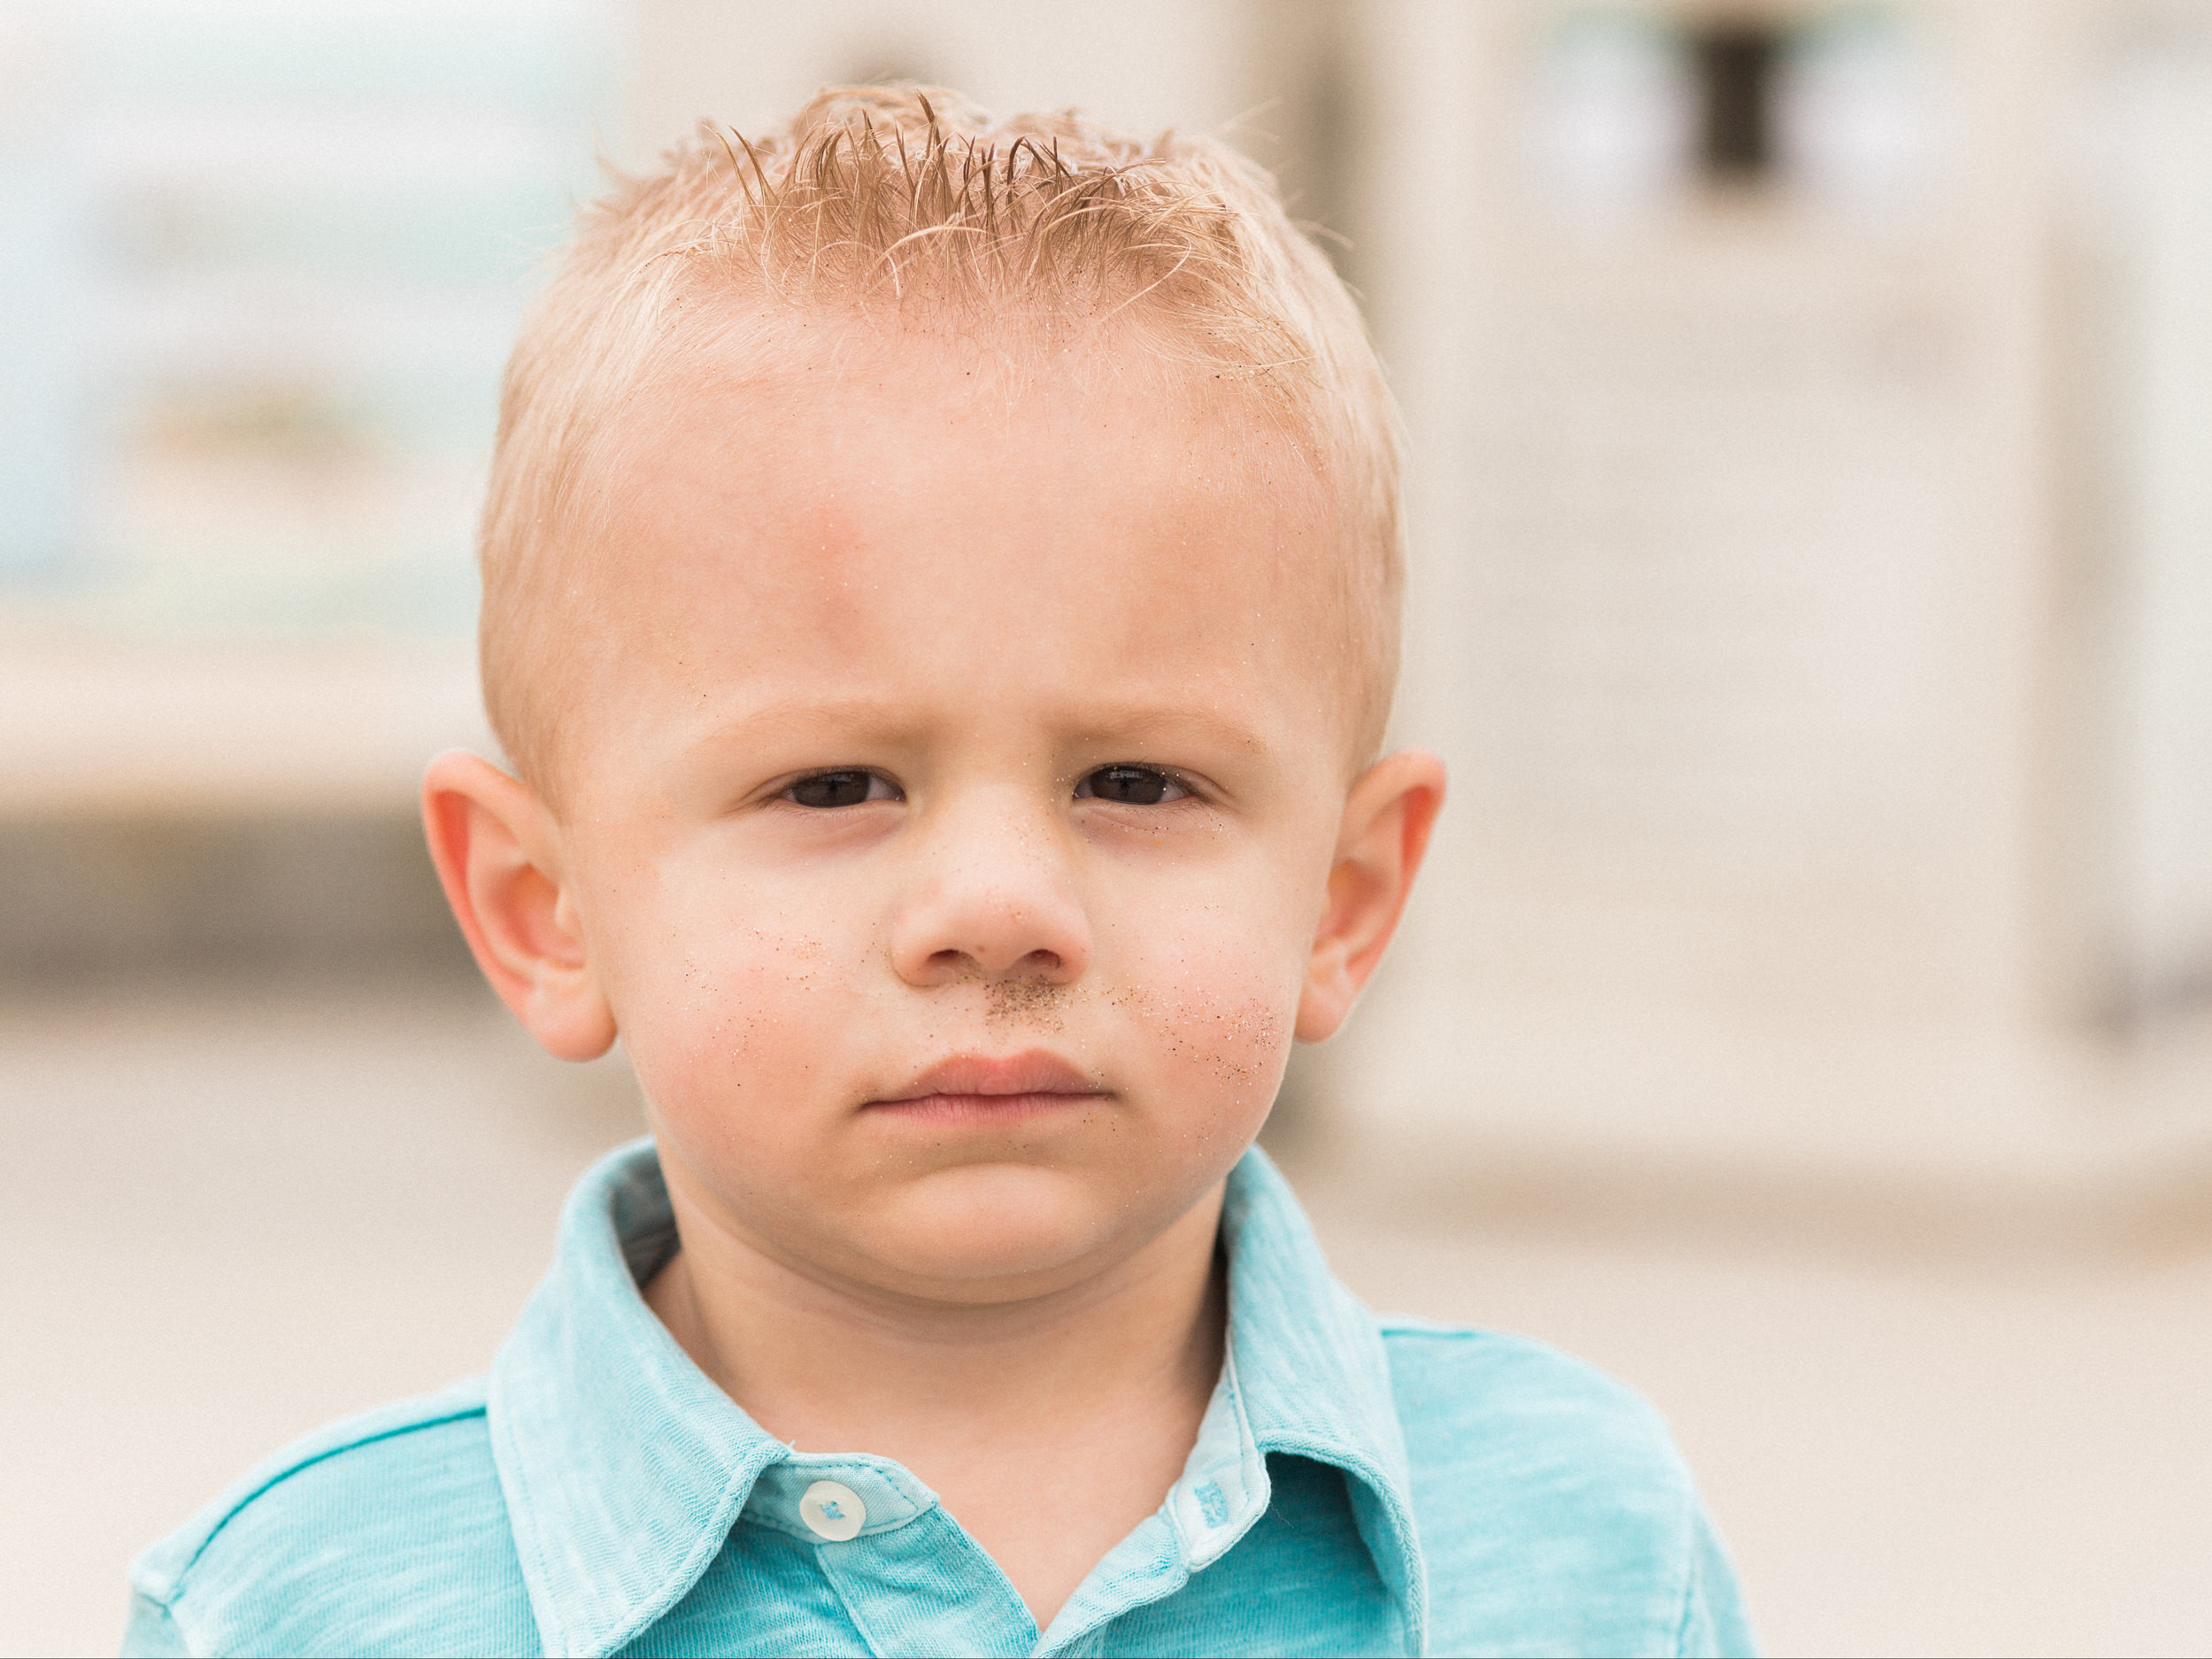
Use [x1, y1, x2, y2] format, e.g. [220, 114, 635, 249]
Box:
[125, 88, 1753, 1657]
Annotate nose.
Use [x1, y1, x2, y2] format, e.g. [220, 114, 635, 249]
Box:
[888, 790, 1091, 989]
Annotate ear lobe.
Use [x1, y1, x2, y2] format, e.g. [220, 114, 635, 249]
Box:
[1295, 748, 1446, 1044]
[420, 749, 617, 1061]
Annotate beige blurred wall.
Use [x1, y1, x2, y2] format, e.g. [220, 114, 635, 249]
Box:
[1330, 0, 2212, 1231]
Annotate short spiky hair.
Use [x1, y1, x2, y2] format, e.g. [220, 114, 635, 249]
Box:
[481, 86, 1403, 798]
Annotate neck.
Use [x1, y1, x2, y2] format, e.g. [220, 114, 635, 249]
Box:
[644, 1166, 1229, 1469]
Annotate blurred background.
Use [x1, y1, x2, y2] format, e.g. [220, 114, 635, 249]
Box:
[4, 0, 2211, 1653]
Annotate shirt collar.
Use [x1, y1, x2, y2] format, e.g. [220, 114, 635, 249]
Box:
[489, 1141, 782, 1658]
[1214, 1146, 1429, 1650]
[489, 1139, 1425, 1658]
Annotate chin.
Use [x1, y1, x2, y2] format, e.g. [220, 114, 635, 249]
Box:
[857, 1161, 1148, 1292]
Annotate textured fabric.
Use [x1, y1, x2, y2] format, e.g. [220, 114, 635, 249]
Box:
[125, 1141, 1757, 1657]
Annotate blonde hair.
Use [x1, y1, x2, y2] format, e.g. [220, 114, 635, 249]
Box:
[481, 86, 1402, 798]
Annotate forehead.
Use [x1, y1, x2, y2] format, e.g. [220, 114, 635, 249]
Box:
[572, 316, 1347, 759]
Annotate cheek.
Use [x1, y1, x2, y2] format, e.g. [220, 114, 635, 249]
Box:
[587, 863, 859, 1136]
[1150, 980, 1293, 1095]
[1085, 837, 1329, 1098]
[1105, 902, 1306, 1114]
[654, 947, 829, 1076]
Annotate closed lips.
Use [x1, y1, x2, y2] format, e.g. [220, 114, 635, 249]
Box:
[868, 1051, 1107, 1117]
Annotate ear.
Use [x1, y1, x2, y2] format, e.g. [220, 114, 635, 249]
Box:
[1295, 748, 1446, 1043]
[420, 749, 617, 1061]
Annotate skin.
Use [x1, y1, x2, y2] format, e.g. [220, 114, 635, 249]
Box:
[422, 313, 1444, 1630]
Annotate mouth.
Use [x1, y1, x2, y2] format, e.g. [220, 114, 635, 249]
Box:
[865, 1050, 1110, 1125]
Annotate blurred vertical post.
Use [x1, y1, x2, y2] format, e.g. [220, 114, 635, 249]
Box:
[2086, 9, 2212, 1023]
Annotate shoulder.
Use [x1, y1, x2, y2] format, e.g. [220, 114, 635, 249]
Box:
[1381, 1318, 1676, 1475]
[127, 1377, 539, 1658]
[1379, 1321, 1753, 1656]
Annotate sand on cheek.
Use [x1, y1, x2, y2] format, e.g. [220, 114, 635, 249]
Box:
[1101, 974, 1294, 1154]
[622, 930, 852, 1143]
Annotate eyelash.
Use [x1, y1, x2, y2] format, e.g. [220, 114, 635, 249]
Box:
[1073, 764, 1192, 807]
[781, 769, 898, 810]
[776, 765, 1196, 809]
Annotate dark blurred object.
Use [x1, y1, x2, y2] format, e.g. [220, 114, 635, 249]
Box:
[0, 811, 475, 987]
[1692, 19, 1781, 181]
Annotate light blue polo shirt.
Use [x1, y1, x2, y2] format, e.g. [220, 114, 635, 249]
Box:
[123, 1142, 1755, 1657]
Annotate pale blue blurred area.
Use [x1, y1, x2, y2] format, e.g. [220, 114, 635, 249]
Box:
[0, 0, 620, 639]
[0, 4, 90, 576]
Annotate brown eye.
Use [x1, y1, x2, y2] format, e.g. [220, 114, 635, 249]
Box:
[1079, 765, 1185, 806]
[788, 770, 882, 808]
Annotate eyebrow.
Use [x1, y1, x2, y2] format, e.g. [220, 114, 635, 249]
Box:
[676, 693, 1272, 761]
[1057, 704, 1272, 757]
[677, 697, 928, 757]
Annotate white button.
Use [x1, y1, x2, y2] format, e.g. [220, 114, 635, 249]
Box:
[799, 1478, 865, 1541]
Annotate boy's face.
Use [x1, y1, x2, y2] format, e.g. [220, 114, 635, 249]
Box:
[445, 317, 1430, 1306]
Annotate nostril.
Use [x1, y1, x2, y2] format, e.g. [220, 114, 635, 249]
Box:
[919, 946, 1069, 982]
[891, 886, 1091, 987]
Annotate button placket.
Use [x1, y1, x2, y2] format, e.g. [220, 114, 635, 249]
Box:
[812, 1503, 1038, 1657]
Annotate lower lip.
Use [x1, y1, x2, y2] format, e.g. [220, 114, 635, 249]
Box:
[865, 1091, 1107, 1125]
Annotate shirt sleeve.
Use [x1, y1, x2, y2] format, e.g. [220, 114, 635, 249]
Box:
[120, 1592, 194, 1658]
[1673, 1503, 1760, 1657]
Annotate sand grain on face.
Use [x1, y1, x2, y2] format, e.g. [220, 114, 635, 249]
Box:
[983, 976, 1067, 1031]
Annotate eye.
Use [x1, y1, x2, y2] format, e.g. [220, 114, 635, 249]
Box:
[1076, 764, 1189, 806]
[784, 769, 896, 808]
